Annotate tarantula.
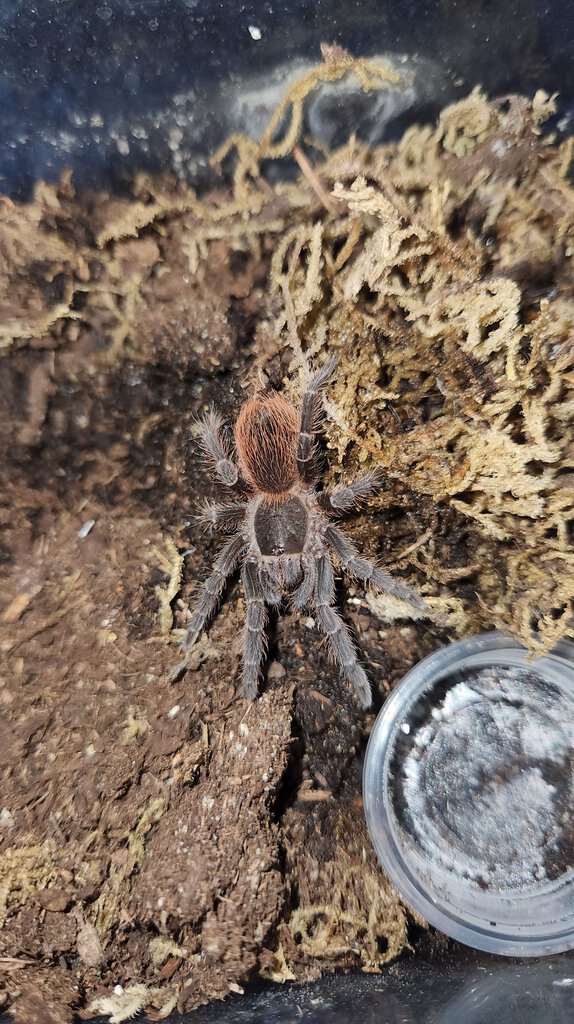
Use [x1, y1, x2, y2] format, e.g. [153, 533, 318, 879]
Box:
[183, 356, 426, 708]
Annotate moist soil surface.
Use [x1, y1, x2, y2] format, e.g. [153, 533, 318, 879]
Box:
[0, 194, 444, 1023]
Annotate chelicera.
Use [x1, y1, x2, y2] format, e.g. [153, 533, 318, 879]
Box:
[183, 356, 426, 708]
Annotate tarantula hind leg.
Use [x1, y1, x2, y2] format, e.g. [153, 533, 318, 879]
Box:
[296, 353, 337, 482]
[327, 469, 383, 512]
[195, 499, 247, 532]
[196, 408, 239, 487]
[241, 560, 270, 701]
[313, 552, 372, 709]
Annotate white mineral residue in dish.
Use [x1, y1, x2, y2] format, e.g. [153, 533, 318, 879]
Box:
[395, 666, 574, 891]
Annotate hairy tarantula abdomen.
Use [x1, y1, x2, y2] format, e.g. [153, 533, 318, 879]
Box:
[235, 393, 300, 493]
[182, 355, 427, 709]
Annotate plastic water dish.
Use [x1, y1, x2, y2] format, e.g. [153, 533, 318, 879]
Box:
[363, 633, 574, 956]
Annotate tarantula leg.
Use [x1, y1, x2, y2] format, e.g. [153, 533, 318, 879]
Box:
[296, 354, 337, 482]
[196, 408, 239, 487]
[312, 552, 371, 709]
[282, 554, 303, 590]
[196, 500, 247, 532]
[241, 560, 269, 700]
[327, 470, 383, 512]
[182, 535, 245, 652]
[258, 561, 282, 605]
[291, 555, 317, 610]
[325, 524, 427, 611]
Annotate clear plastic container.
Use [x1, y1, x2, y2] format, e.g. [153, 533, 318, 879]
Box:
[363, 632, 574, 956]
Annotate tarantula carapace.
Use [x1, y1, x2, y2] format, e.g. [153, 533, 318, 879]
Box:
[183, 356, 426, 707]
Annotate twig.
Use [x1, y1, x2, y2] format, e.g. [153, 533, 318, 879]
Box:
[293, 145, 340, 214]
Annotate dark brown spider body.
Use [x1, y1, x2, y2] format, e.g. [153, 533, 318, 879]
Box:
[184, 356, 426, 708]
[253, 495, 309, 557]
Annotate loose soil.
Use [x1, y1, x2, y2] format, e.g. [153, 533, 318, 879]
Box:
[0, 59, 573, 1023]
[0, 182, 438, 1024]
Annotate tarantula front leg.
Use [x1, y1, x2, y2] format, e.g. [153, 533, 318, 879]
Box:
[290, 554, 317, 610]
[327, 470, 383, 512]
[312, 552, 371, 709]
[196, 408, 239, 487]
[241, 559, 271, 700]
[258, 560, 283, 606]
[325, 524, 426, 611]
[182, 534, 245, 651]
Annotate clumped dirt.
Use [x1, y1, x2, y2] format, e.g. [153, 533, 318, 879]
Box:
[1, 54, 573, 1023]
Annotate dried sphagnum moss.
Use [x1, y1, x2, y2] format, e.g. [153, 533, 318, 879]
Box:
[211, 78, 574, 653]
[0, 64, 571, 643]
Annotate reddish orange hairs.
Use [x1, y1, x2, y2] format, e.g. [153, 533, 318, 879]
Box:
[235, 393, 301, 494]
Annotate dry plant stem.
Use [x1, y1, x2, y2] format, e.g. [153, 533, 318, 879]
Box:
[292, 145, 341, 214]
[210, 54, 401, 191]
